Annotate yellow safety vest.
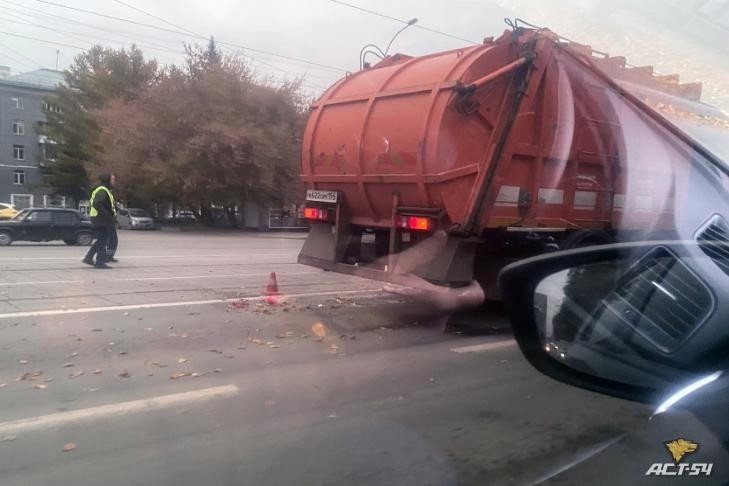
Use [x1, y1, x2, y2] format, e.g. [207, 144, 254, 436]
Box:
[88, 185, 116, 217]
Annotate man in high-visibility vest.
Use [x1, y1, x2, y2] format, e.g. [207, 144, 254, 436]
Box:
[82, 173, 117, 268]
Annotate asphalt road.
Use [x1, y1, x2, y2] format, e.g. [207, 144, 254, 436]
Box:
[0, 230, 651, 485]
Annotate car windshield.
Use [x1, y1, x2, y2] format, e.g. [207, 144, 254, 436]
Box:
[0, 2, 727, 485]
[10, 208, 29, 221]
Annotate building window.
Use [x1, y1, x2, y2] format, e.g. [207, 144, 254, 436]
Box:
[13, 145, 25, 160]
[42, 143, 57, 161]
[13, 170, 25, 185]
[11, 96, 23, 109]
[12, 121, 24, 135]
[42, 102, 61, 113]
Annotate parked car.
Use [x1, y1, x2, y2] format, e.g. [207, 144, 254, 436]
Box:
[117, 208, 155, 230]
[0, 208, 94, 246]
[0, 203, 17, 220]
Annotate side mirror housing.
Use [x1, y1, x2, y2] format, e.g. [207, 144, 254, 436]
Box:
[499, 241, 729, 406]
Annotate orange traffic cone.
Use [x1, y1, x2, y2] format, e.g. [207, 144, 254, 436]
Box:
[264, 272, 280, 295]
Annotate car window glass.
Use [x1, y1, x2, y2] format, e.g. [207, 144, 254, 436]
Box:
[53, 212, 79, 224]
[129, 209, 149, 217]
[26, 211, 51, 222]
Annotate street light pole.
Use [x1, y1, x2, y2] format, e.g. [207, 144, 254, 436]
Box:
[384, 18, 418, 57]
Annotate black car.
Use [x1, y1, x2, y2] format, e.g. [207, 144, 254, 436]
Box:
[0, 208, 94, 246]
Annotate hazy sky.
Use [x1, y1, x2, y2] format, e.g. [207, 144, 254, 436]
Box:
[0, 0, 727, 108]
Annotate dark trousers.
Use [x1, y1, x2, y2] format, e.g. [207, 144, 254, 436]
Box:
[107, 224, 118, 258]
[85, 225, 110, 265]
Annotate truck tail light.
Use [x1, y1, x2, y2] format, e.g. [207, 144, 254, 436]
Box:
[304, 207, 329, 221]
[394, 215, 433, 231]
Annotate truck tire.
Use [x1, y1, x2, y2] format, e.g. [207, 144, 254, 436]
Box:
[76, 231, 93, 246]
[561, 229, 614, 249]
[0, 230, 12, 246]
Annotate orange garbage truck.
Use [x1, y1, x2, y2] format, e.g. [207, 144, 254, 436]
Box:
[298, 22, 724, 299]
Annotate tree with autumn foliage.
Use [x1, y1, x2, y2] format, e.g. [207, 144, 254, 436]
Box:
[38, 45, 159, 202]
[95, 39, 307, 225]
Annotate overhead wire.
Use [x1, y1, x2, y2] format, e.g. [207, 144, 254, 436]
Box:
[108, 0, 333, 91]
[0, 41, 39, 70]
[329, 0, 479, 45]
[0, 0, 193, 49]
[0, 30, 85, 50]
[0, 13, 186, 57]
[35, 0, 347, 72]
[0, 0, 332, 92]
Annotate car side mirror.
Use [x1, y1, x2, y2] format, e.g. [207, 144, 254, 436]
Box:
[499, 241, 729, 406]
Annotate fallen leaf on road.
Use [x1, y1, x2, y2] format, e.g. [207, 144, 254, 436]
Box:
[181, 333, 189, 338]
[191, 372, 204, 378]
[213, 368, 222, 373]
[118, 369, 130, 378]
[118, 351, 128, 356]
[69, 371, 84, 379]
[428, 377, 436, 383]
[63, 442, 76, 452]
[329, 344, 339, 351]
[312, 323, 327, 340]
[67, 352, 78, 358]
[170, 372, 190, 380]
[92, 369, 102, 374]
[177, 358, 188, 364]
[33, 384, 47, 390]
[328, 414, 337, 418]
[144, 328, 153, 331]
[19, 371, 43, 381]
[18, 360, 28, 365]
[62, 363, 74, 368]
[0, 383, 5, 389]
[1, 435, 16, 442]
[44, 378, 54, 383]
[90, 328, 102, 332]
[208, 349, 222, 354]
[123, 312, 129, 317]
[236, 346, 246, 350]
[108, 342, 115, 346]
[268, 345, 280, 349]
[250, 339, 264, 345]
[223, 355, 234, 358]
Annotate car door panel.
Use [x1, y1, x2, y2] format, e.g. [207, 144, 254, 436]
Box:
[23, 210, 53, 241]
[52, 211, 80, 241]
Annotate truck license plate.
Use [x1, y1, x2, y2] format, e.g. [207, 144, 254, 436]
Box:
[306, 189, 338, 203]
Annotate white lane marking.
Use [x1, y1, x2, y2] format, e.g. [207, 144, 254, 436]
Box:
[450, 340, 517, 353]
[0, 385, 239, 435]
[0, 271, 320, 287]
[0, 253, 293, 262]
[0, 288, 382, 319]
